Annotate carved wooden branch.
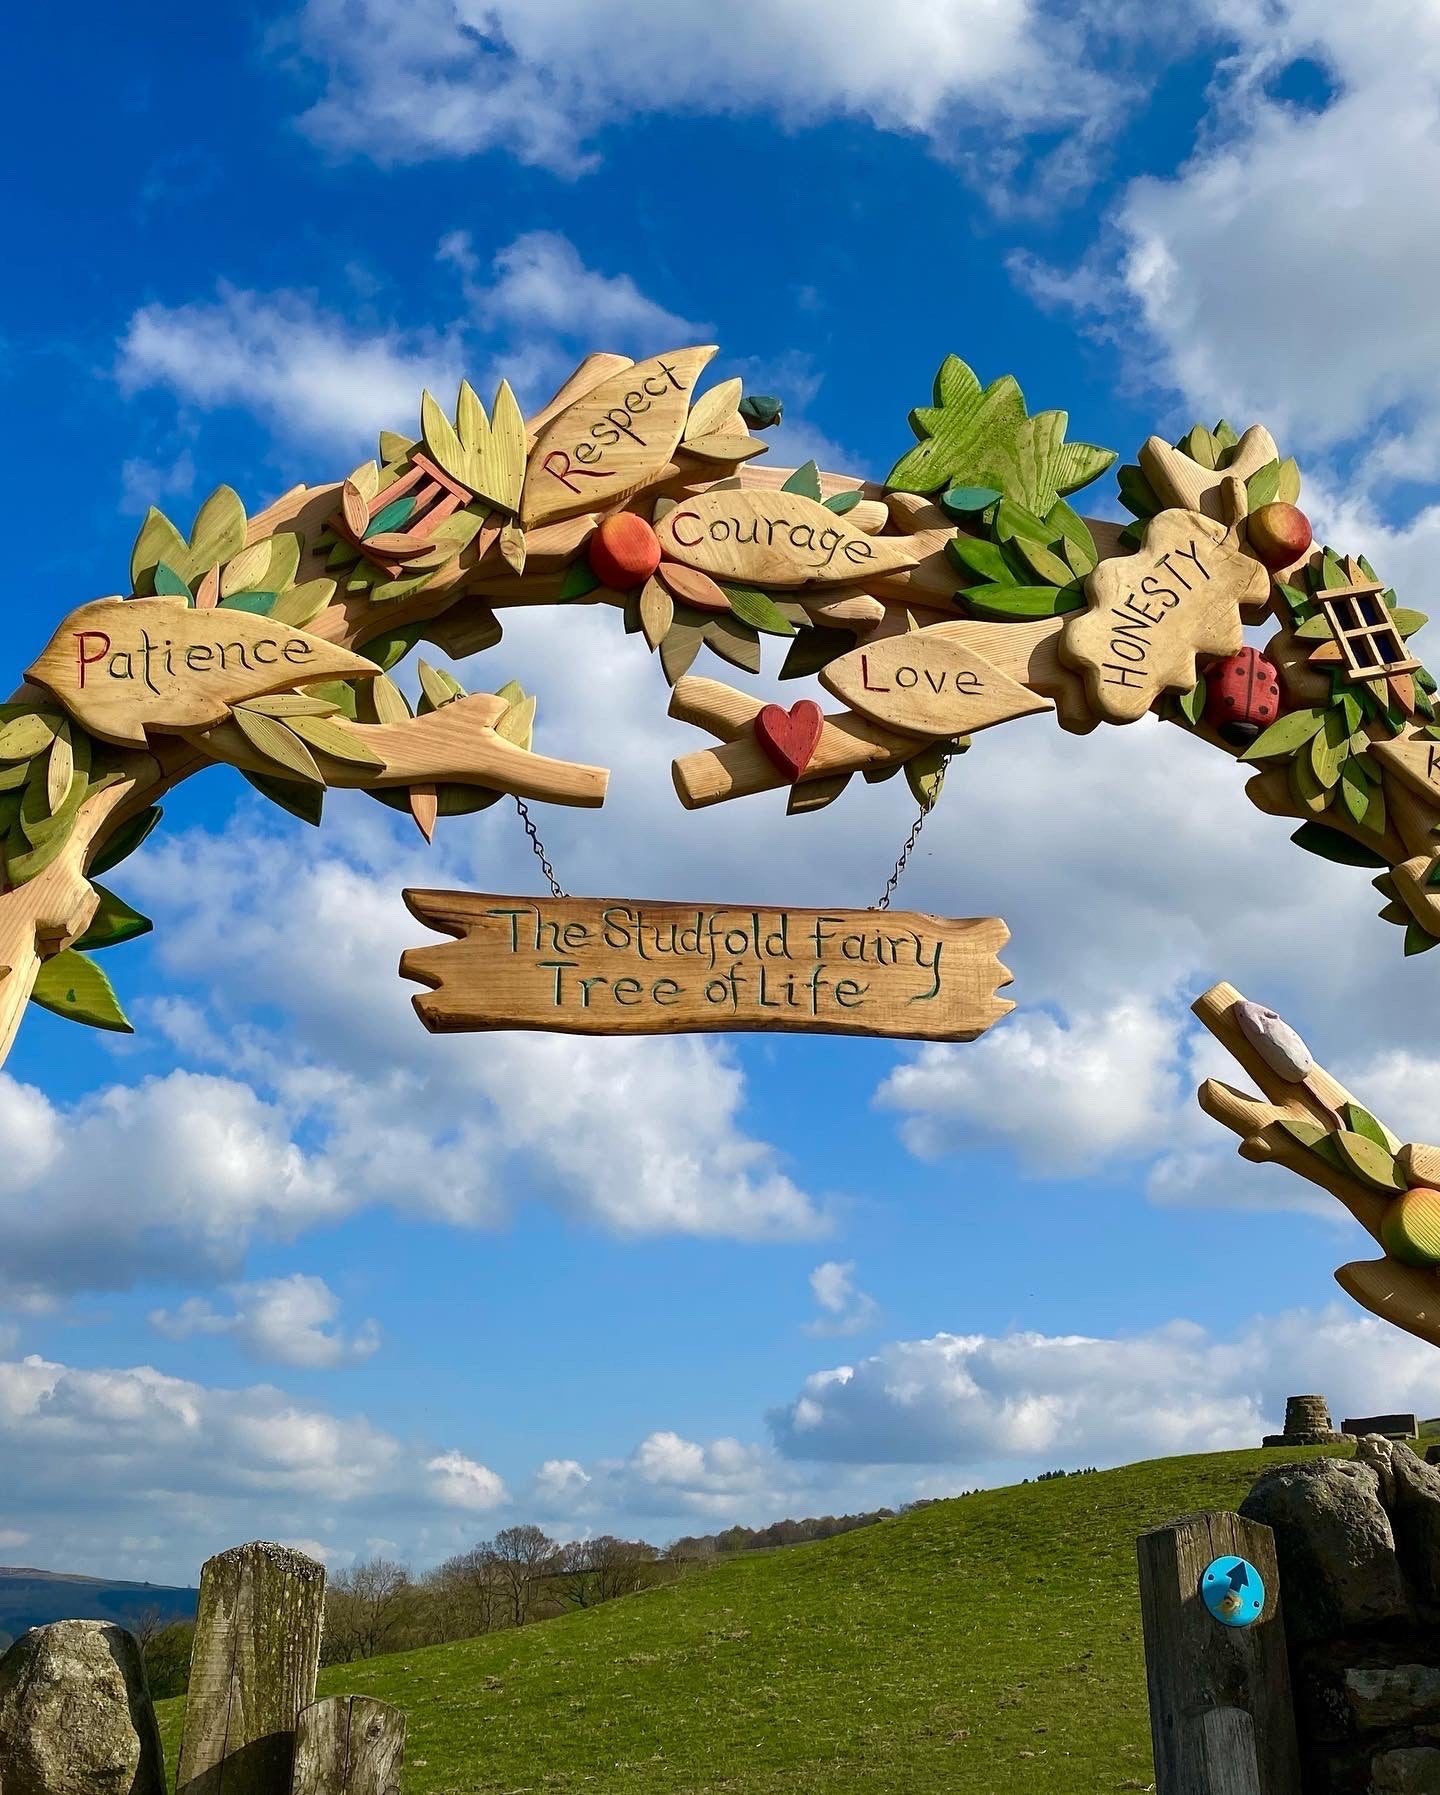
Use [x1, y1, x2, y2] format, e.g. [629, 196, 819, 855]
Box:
[669, 677, 919, 808]
[1193, 980, 1440, 1348]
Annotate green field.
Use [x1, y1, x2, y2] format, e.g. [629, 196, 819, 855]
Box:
[156, 1444, 1351, 1794]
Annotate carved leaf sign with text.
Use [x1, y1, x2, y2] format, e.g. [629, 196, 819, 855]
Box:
[820, 632, 1052, 738]
[26, 597, 379, 746]
[401, 892, 1014, 1042]
[520, 346, 717, 529]
[1060, 511, 1264, 723]
[656, 489, 921, 588]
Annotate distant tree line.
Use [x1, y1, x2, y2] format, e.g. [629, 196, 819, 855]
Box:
[128, 1507, 904, 1689]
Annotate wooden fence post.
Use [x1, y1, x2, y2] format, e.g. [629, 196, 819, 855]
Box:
[177, 1541, 327, 1795]
[291, 1695, 407, 1794]
[1137, 1511, 1300, 1795]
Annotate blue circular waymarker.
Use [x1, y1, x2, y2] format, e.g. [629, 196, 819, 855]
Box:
[1201, 1555, 1265, 1627]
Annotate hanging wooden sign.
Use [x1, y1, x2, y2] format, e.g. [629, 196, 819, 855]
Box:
[1060, 511, 1264, 723]
[401, 892, 1014, 1042]
[820, 633, 1052, 737]
[26, 597, 378, 747]
[520, 346, 717, 529]
[655, 489, 920, 587]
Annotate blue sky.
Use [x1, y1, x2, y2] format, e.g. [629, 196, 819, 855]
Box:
[6, 0, 1440, 1584]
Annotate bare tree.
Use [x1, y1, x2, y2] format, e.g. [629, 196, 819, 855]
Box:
[324, 1557, 413, 1663]
[490, 1524, 557, 1627]
[555, 1536, 660, 1609]
[426, 1543, 505, 1640]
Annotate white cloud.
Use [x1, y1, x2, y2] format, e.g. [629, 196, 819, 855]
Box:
[115, 232, 706, 456]
[0, 795, 822, 1305]
[0, 1069, 352, 1305]
[1084, 3, 1440, 497]
[770, 1306, 1440, 1465]
[117, 282, 462, 449]
[150, 1275, 381, 1369]
[805, 1261, 879, 1337]
[0, 1353, 400, 1502]
[426, 1449, 509, 1511]
[287, 0, 1133, 190]
[472, 230, 699, 345]
[877, 999, 1189, 1172]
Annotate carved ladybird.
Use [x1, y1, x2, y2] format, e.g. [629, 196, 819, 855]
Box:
[1203, 647, 1282, 745]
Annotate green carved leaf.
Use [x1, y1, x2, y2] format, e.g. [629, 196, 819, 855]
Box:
[781, 461, 823, 501]
[130, 507, 189, 594]
[182, 486, 248, 584]
[89, 806, 163, 877]
[240, 769, 324, 826]
[76, 883, 153, 952]
[780, 626, 851, 680]
[1289, 820, 1388, 868]
[153, 562, 193, 599]
[30, 950, 133, 1033]
[963, 583, 1086, 621]
[1239, 708, 1328, 760]
[947, 535, 1017, 585]
[722, 585, 798, 637]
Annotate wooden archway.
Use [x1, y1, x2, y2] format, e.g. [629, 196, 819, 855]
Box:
[4, 346, 1437, 1345]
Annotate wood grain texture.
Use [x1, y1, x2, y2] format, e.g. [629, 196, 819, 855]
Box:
[1192, 981, 1389, 1241]
[401, 891, 1013, 1042]
[669, 676, 924, 809]
[657, 489, 919, 588]
[1062, 512, 1262, 723]
[1335, 1259, 1440, 1349]
[1140, 426, 1279, 521]
[176, 1542, 325, 1795]
[521, 347, 716, 529]
[820, 632, 1052, 738]
[922, 615, 1097, 735]
[185, 695, 608, 808]
[292, 1696, 406, 1795]
[1137, 1512, 1299, 1795]
[1372, 734, 1440, 807]
[28, 599, 377, 747]
[0, 772, 147, 1067]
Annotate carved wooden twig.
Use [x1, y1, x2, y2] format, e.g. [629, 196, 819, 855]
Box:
[1193, 980, 1440, 1348]
[669, 677, 918, 808]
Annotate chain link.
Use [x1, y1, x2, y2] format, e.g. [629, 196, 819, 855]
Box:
[513, 796, 567, 898]
[872, 755, 951, 910]
[513, 759, 947, 910]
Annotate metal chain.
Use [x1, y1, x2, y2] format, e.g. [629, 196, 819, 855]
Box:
[513, 796, 567, 898]
[513, 756, 948, 910]
[872, 755, 951, 910]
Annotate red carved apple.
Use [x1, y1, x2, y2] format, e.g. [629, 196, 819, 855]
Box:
[1247, 503, 1312, 572]
[1380, 1187, 1440, 1269]
[588, 514, 662, 590]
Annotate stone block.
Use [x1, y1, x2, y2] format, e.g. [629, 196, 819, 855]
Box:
[1240, 1458, 1409, 1645]
[0, 1619, 165, 1795]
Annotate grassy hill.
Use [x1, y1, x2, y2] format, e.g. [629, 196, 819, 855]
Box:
[155, 1444, 1352, 1794]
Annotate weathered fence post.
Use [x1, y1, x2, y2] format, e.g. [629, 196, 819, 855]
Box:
[177, 1541, 327, 1795]
[1137, 1511, 1300, 1795]
[291, 1695, 407, 1794]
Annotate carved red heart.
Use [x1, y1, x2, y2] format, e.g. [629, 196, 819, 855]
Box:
[754, 701, 824, 784]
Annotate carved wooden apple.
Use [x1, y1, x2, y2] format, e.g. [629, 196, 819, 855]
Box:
[588, 513, 662, 590]
[1380, 1186, 1440, 1268]
[1247, 502, 1313, 572]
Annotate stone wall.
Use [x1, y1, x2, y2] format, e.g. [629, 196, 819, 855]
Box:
[1241, 1437, 1440, 1794]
